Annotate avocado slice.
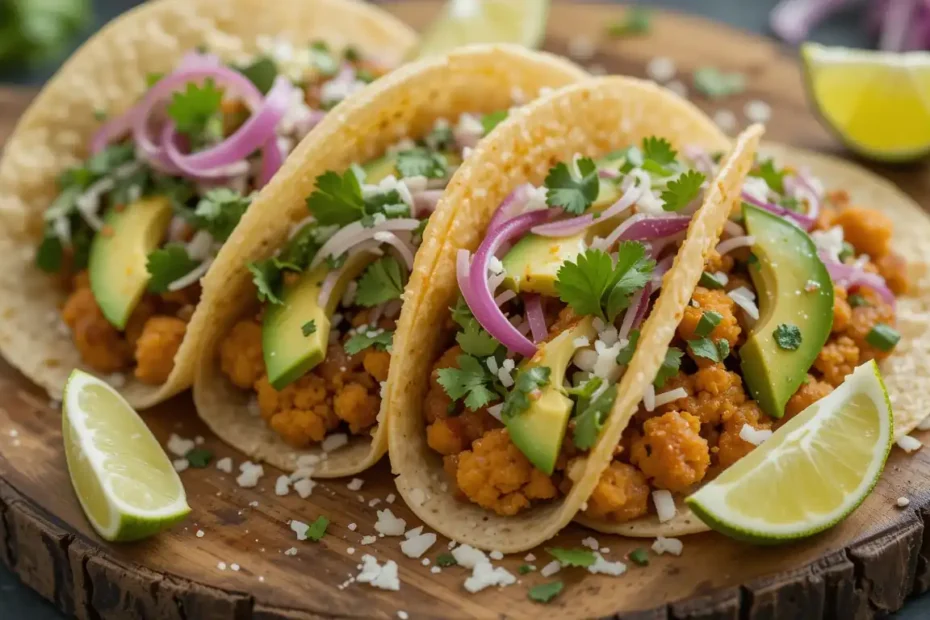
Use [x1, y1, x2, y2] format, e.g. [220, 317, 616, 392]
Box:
[506, 317, 597, 474]
[88, 197, 173, 329]
[362, 150, 463, 184]
[501, 233, 587, 296]
[739, 204, 834, 418]
[262, 251, 374, 390]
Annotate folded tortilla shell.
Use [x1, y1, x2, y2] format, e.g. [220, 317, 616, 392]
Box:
[386, 74, 764, 552]
[192, 45, 588, 477]
[0, 0, 417, 408]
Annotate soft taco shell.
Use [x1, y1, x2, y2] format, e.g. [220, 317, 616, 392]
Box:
[386, 74, 764, 553]
[0, 0, 417, 408]
[192, 45, 588, 478]
[578, 142, 930, 538]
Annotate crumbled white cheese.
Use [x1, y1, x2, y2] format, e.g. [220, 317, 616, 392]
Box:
[524, 553, 536, 562]
[744, 99, 772, 124]
[897, 435, 922, 453]
[811, 226, 844, 263]
[646, 56, 676, 82]
[587, 553, 626, 576]
[713, 109, 737, 133]
[322, 434, 349, 452]
[653, 387, 688, 409]
[167, 434, 195, 457]
[361, 535, 377, 545]
[653, 490, 677, 523]
[489, 550, 504, 561]
[347, 478, 364, 491]
[581, 537, 600, 551]
[400, 532, 437, 558]
[275, 475, 290, 496]
[293, 478, 315, 498]
[284, 547, 298, 556]
[652, 536, 684, 556]
[374, 509, 407, 536]
[172, 459, 189, 473]
[356, 555, 401, 591]
[742, 176, 771, 203]
[739, 424, 773, 446]
[236, 462, 264, 488]
[216, 457, 233, 473]
[464, 562, 516, 593]
[404, 526, 424, 539]
[540, 561, 561, 577]
[451, 544, 488, 569]
[290, 520, 310, 541]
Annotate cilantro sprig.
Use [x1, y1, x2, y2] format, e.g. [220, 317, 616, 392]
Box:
[661, 170, 706, 212]
[437, 354, 500, 411]
[545, 157, 599, 214]
[146, 244, 199, 293]
[190, 188, 251, 241]
[572, 383, 617, 450]
[554, 244, 655, 322]
[166, 79, 224, 145]
[354, 257, 406, 307]
[396, 148, 448, 179]
[500, 367, 551, 420]
[546, 547, 596, 567]
[653, 346, 684, 388]
[344, 329, 394, 355]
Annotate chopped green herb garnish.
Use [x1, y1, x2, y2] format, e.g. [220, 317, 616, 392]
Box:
[606, 7, 651, 37]
[752, 159, 786, 194]
[528, 581, 564, 603]
[309, 42, 339, 76]
[695, 310, 723, 338]
[838, 241, 856, 263]
[628, 548, 650, 566]
[166, 79, 223, 143]
[437, 354, 499, 411]
[301, 320, 317, 337]
[661, 170, 706, 212]
[545, 157, 599, 214]
[699, 271, 726, 290]
[688, 337, 721, 362]
[555, 244, 654, 322]
[35, 233, 64, 273]
[848, 294, 870, 308]
[344, 328, 393, 355]
[480, 110, 509, 134]
[247, 258, 286, 305]
[146, 244, 200, 294]
[654, 347, 684, 388]
[238, 56, 278, 94]
[396, 148, 447, 179]
[693, 67, 746, 100]
[546, 547, 596, 567]
[866, 323, 900, 352]
[615, 329, 640, 365]
[518, 563, 536, 575]
[501, 367, 551, 421]
[436, 553, 458, 567]
[716, 338, 731, 360]
[325, 252, 347, 270]
[355, 256, 406, 307]
[191, 188, 251, 242]
[425, 124, 454, 151]
[456, 320, 499, 357]
[306, 515, 329, 541]
[773, 323, 802, 351]
[185, 447, 213, 468]
[642, 136, 677, 166]
[573, 384, 617, 450]
[306, 169, 366, 226]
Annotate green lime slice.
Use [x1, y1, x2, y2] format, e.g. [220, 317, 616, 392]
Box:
[63, 370, 190, 542]
[686, 360, 893, 543]
[413, 0, 550, 59]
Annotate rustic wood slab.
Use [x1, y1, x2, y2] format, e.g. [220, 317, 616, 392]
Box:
[3, 2, 930, 618]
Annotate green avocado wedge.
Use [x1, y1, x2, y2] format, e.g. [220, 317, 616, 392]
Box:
[506, 317, 596, 474]
[262, 251, 375, 390]
[89, 197, 173, 330]
[739, 204, 834, 418]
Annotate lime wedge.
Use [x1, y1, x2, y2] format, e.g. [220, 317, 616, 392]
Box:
[686, 360, 892, 543]
[63, 370, 190, 541]
[801, 43, 930, 162]
[413, 0, 550, 59]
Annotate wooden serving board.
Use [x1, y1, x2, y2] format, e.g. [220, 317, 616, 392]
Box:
[3, 3, 930, 619]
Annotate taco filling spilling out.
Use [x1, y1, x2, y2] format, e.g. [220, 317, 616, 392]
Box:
[43, 40, 390, 385]
[582, 152, 908, 526]
[424, 137, 726, 516]
[217, 111, 509, 449]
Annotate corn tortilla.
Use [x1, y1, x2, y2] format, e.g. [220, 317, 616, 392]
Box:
[385, 74, 764, 553]
[192, 45, 588, 478]
[580, 142, 930, 538]
[0, 0, 417, 408]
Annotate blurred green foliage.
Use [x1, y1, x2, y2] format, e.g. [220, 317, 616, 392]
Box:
[0, 0, 91, 66]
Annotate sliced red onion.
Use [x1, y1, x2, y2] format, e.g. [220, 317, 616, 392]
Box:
[524, 294, 548, 343]
[770, 0, 851, 44]
[723, 219, 746, 237]
[91, 103, 142, 154]
[460, 210, 554, 358]
[651, 255, 675, 288]
[373, 231, 415, 270]
[617, 284, 649, 341]
[716, 235, 756, 256]
[683, 144, 716, 176]
[820, 253, 896, 307]
[598, 213, 692, 251]
[318, 241, 383, 308]
[631, 283, 654, 330]
[648, 231, 687, 259]
[310, 218, 421, 270]
[259, 135, 284, 186]
[494, 290, 516, 306]
[531, 183, 643, 238]
[787, 171, 822, 222]
[487, 184, 534, 236]
[879, 0, 919, 51]
[741, 192, 815, 230]
[412, 189, 444, 217]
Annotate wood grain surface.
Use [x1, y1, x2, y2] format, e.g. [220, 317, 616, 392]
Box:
[2, 3, 930, 619]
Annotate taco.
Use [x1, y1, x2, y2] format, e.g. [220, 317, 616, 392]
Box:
[191, 45, 588, 478]
[385, 74, 765, 553]
[576, 142, 930, 537]
[0, 0, 417, 407]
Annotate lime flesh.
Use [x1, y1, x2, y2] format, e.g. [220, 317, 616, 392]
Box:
[686, 360, 893, 543]
[63, 370, 190, 541]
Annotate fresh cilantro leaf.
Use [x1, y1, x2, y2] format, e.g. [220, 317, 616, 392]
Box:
[605, 241, 655, 320]
[302, 320, 317, 337]
[629, 548, 650, 566]
[480, 110, 508, 134]
[695, 310, 723, 338]
[688, 337, 721, 362]
[309, 41, 339, 76]
[566, 376, 603, 400]
[642, 136, 677, 166]
[343, 45, 361, 62]
[278, 224, 326, 270]
[616, 329, 640, 365]
[848, 294, 870, 308]
[35, 232, 63, 273]
[546, 547, 596, 568]
[661, 170, 706, 212]
[654, 347, 684, 388]
[838, 241, 855, 263]
[699, 271, 725, 289]
[528, 581, 564, 604]
[573, 383, 617, 450]
[71, 227, 93, 271]
[344, 328, 394, 355]
[192, 188, 251, 241]
[436, 553, 458, 567]
[364, 189, 410, 219]
[606, 7, 651, 37]
[545, 157, 599, 214]
[248, 258, 285, 305]
[306, 516, 329, 541]
[412, 216, 429, 241]
[752, 159, 786, 194]
[717, 338, 731, 360]
[355, 257, 406, 307]
[500, 366, 551, 421]
[325, 252, 347, 270]
[396, 148, 447, 179]
[306, 170, 366, 226]
[238, 56, 278, 94]
[450, 297, 475, 328]
[185, 448, 213, 468]
[555, 248, 615, 320]
[146, 244, 199, 293]
[456, 320, 499, 358]
[693, 67, 746, 100]
[518, 564, 536, 575]
[779, 195, 802, 212]
[425, 124, 454, 151]
[437, 354, 499, 411]
[605, 145, 644, 170]
[166, 79, 224, 141]
[773, 323, 802, 351]
[866, 323, 900, 352]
